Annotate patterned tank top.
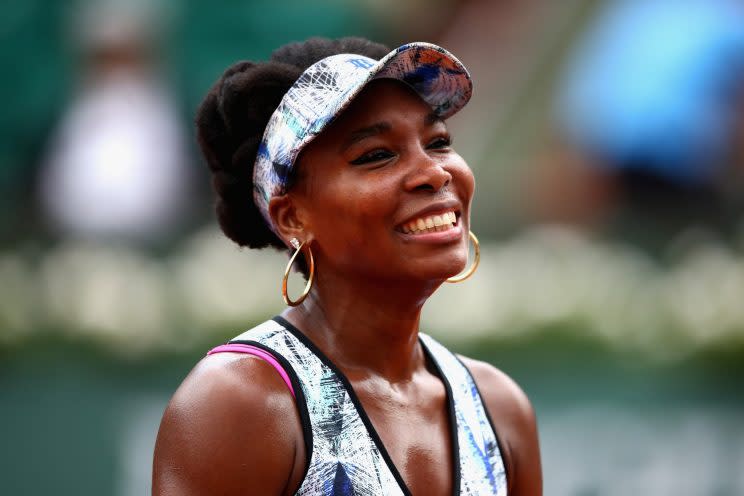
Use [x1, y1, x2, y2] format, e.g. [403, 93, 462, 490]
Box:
[227, 316, 508, 495]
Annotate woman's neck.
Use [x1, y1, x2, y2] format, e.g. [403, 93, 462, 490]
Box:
[281, 272, 440, 384]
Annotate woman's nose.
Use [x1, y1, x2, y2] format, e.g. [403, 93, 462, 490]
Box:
[403, 152, 453, 193]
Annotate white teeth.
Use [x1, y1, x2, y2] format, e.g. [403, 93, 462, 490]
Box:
[403, 211, 457, 234]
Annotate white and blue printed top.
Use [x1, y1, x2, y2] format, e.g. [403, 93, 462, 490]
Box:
[223, 317, 508, 495]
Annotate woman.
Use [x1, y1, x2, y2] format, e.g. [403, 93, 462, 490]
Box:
[153, 37, 542, 495]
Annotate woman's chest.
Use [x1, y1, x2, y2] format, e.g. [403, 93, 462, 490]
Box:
[355, 382, 456, 496]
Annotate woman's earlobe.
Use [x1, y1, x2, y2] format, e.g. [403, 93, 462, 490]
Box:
[268, 194, 307, 246]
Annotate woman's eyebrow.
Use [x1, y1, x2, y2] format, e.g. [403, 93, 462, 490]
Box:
[425, 111, 443, 127]
[340, 113, 444, 151]
[340, 122, 391, 151]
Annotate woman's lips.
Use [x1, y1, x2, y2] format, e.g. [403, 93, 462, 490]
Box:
[399, 210, 457, 235]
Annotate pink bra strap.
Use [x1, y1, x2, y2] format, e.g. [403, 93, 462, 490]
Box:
[207, 344, 295, 398]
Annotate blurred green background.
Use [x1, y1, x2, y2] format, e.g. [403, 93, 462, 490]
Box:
[1, 0, 743, 494]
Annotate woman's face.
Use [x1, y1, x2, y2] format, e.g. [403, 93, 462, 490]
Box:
[288, 79, 475, 285]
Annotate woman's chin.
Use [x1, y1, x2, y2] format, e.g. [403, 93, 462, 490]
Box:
[407, 258, 469, 284]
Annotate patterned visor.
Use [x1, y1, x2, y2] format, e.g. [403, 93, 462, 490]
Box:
[252, 42, 473, 234]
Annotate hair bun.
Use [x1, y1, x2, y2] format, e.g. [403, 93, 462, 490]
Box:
[218, 62, 300, 141]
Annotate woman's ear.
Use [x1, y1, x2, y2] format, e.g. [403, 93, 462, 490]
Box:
[268, 194, 309, 246]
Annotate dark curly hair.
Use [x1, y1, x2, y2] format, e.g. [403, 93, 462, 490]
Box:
[195, 37, 390, 263]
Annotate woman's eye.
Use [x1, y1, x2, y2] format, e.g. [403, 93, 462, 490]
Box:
[427, 136, 452, 149]
[350, 149, 394, 165]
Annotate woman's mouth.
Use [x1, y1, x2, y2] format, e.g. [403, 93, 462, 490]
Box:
[399, 211, 457, 234]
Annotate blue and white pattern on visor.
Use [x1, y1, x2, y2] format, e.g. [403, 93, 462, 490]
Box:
[252, 42, 473, 233]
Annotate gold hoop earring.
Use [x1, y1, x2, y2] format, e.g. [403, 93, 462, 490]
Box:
[282, 238, 315, 306]
[446, 231, 480, 283]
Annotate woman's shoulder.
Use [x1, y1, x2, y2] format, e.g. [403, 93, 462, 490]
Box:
[457, 355, 543, 495]
[166, 349, 298, 423]
[152, 349, 304, 495]
[457, 355, 535, 423]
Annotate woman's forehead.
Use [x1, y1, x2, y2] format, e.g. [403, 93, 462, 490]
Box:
[343, 79, 431, 120]
[315, 80, 441, 145]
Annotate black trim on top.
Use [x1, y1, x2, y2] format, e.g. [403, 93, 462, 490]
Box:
[272, 315, 414, 496]
[454, 354, 511, 491]
[419, 338, 462, 496]
[226, 338, 314, 492]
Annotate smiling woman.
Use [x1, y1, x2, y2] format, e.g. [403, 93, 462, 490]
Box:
[152, 37, 542, 496]
[280, 79, 473, 286]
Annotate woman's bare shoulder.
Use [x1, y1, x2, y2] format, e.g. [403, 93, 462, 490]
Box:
[458, 355, 543, 496]
[152, 352, 303, 495]
[457, 356, 535, 423]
